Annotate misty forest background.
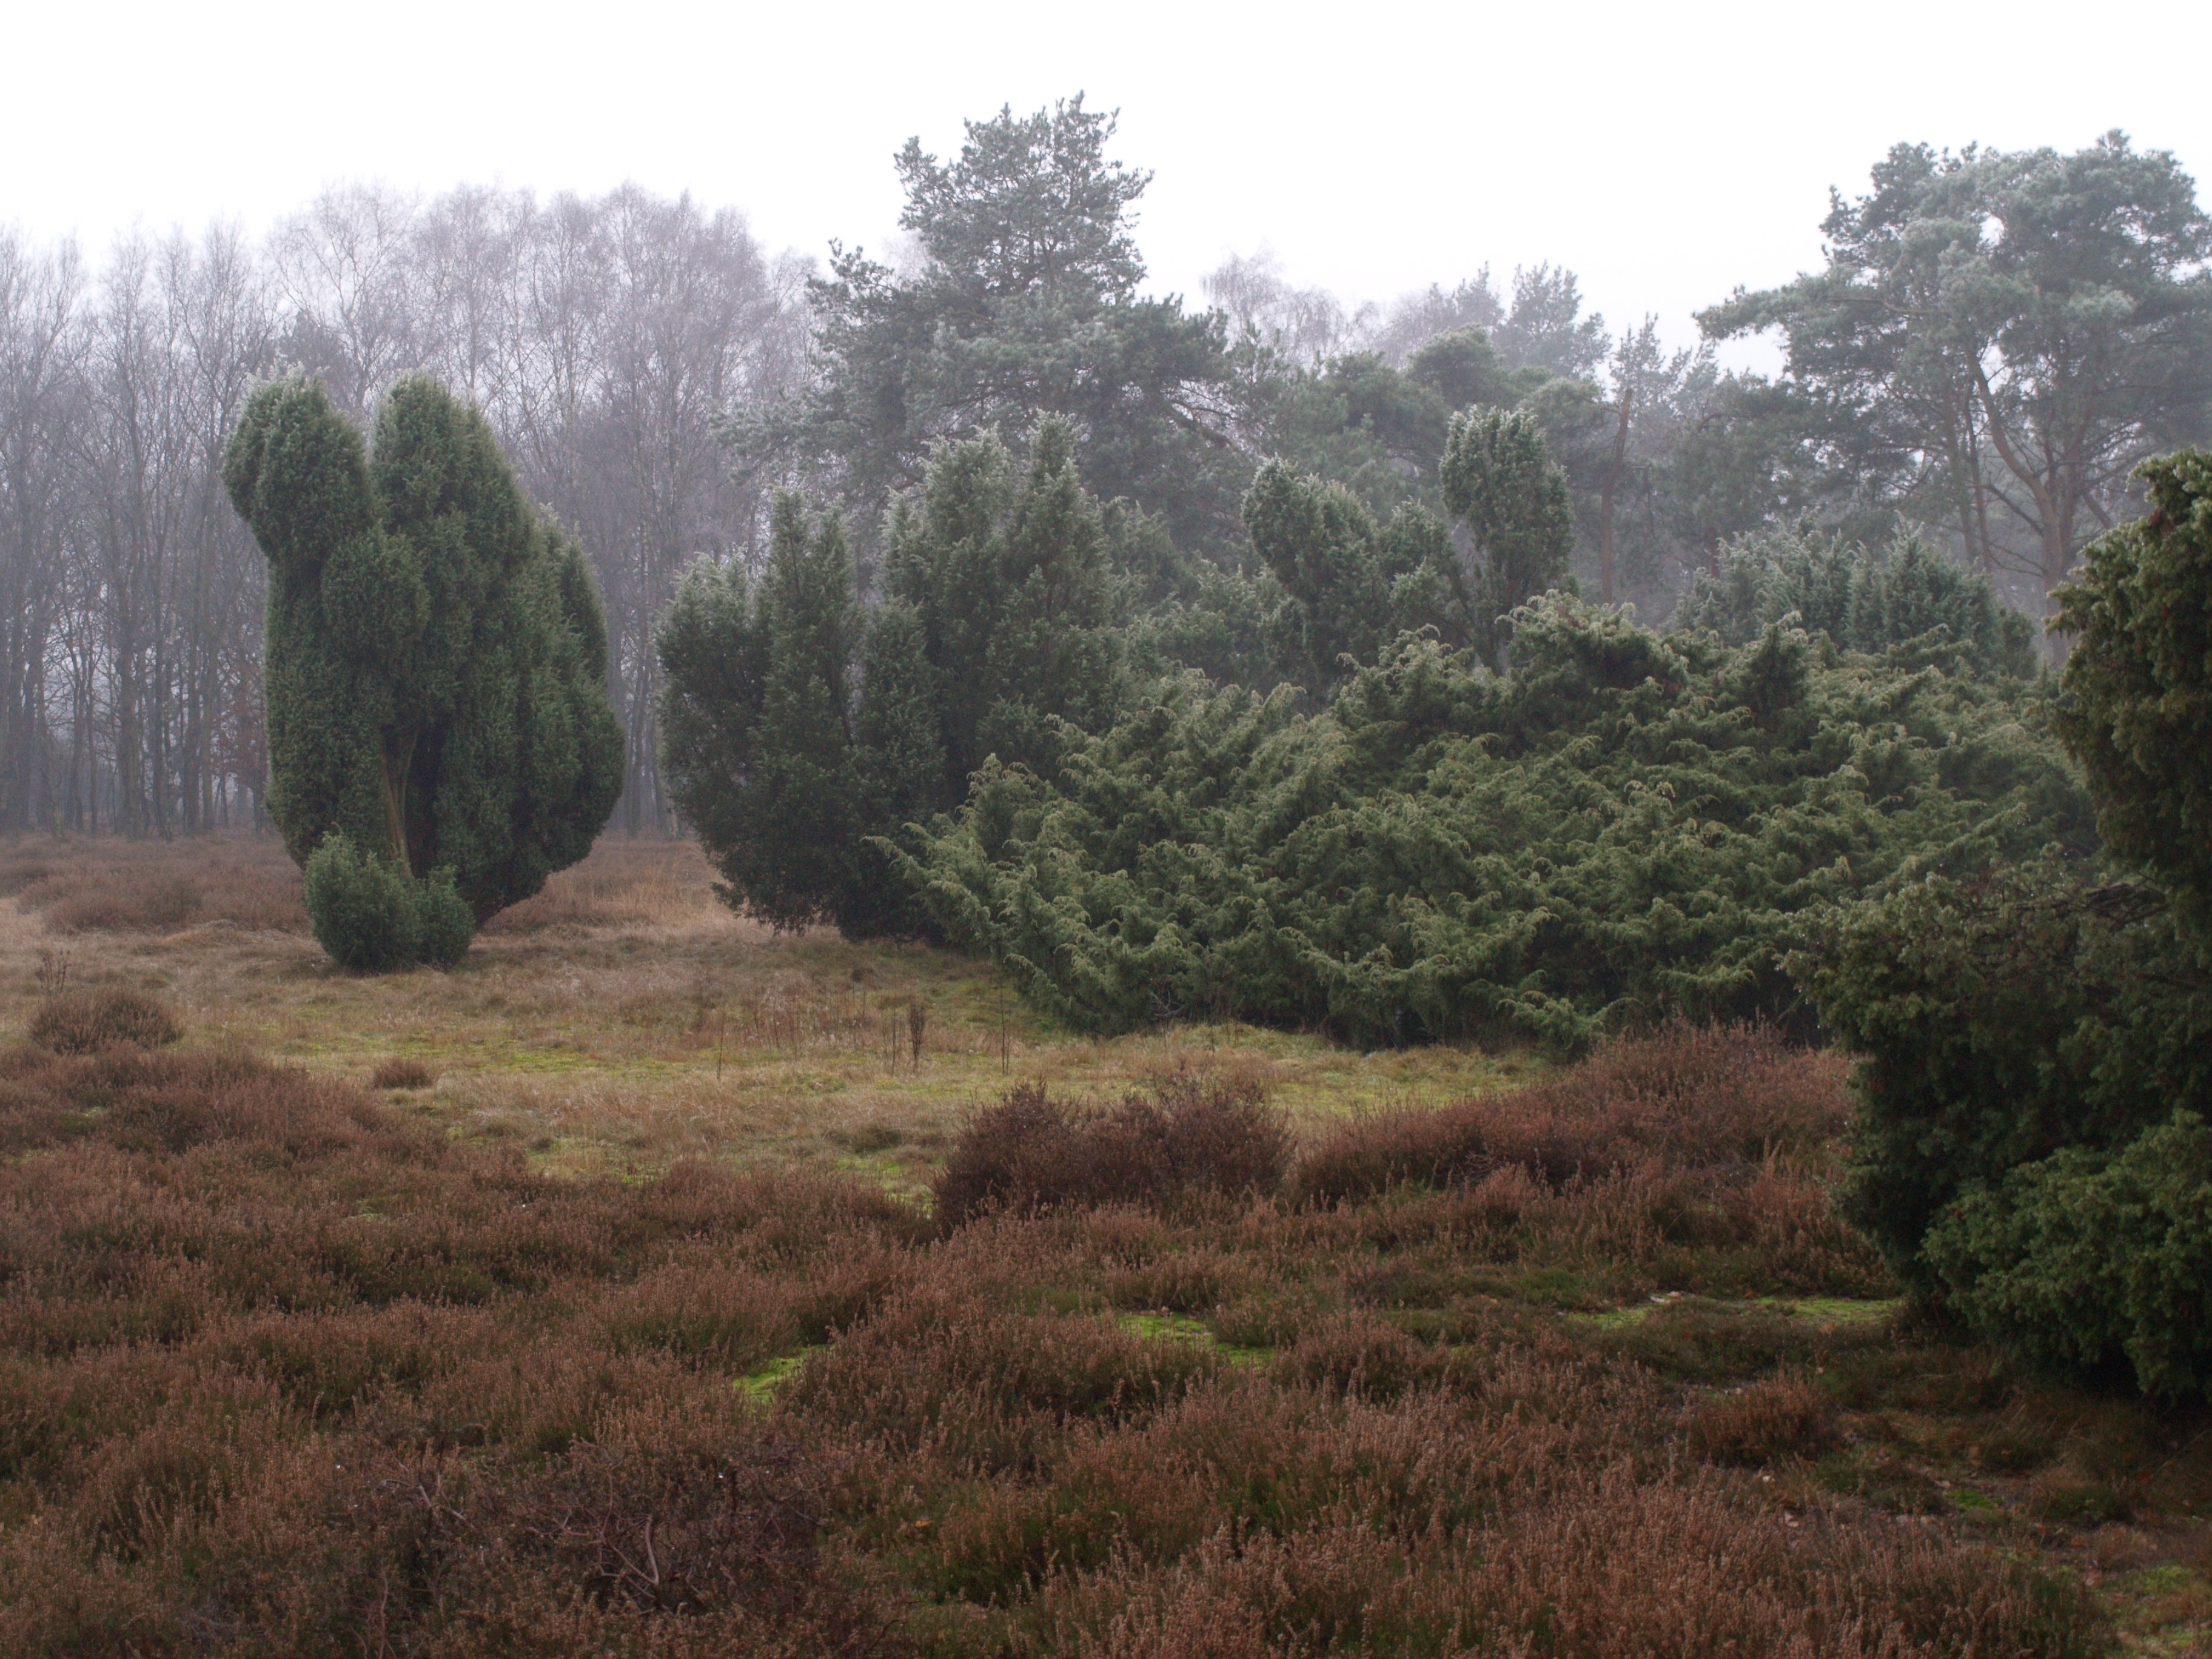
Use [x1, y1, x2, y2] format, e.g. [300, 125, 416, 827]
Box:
[2, 100, 2208, 841]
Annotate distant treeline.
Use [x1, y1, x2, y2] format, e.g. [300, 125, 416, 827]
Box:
[0, 187, 802, 837]
[5, 101, 2207, 837]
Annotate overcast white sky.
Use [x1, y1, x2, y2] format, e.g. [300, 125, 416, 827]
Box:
[6, 0, 2208, 363]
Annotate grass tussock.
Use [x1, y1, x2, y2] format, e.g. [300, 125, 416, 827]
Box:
[27, 988, 181, 1054]
[1, 834, 307, 933]
[0, 1021, 2119, 1657]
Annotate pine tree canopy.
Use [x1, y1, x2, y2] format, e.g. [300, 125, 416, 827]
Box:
[224, 374, 623, 925]
[735, 98, 1239, 551]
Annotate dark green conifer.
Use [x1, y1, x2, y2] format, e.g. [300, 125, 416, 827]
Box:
[660, 419, 1125, 937]
[224, 374, 622, 957]
[2055, 450, 2212, 937]
[1240, 461, 1389, 689]
[1440, 408, 1575, 668]
[884, 417, 1124, 781]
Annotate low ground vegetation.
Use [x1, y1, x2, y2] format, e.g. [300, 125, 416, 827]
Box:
[4, 839, 2210, 1652]
[0, 996, 2205, 1655]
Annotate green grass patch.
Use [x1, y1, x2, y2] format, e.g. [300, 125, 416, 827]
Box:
[736, 1347, 820, 1405]
[1118, 1310, 1272, 1368]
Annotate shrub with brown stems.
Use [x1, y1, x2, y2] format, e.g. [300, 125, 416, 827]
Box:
[1685, 1368, 1837, 1464]
[0, 1024, 2108, 1658]
[370, 1055, 438, 1090]
[1296, 1019, 1849, 1205]
[2, 835, 306, 933]
[933, 1073, 1291, 1228]
[27, 988, 181, 1054]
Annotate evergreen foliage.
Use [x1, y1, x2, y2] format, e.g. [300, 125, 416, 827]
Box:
[655, 495, 874, 933]
[1800, 451, 2212, 1395]
[740, 99, 1239, 549]
[1440, 409, 1577, 666]
[888, 598, 2087, 1050]
[1798, 859, 2211, 1288]
[1674, 529, 2039, 677]
[885, 418, 1126, 783]
[657, 421, 1125, 936]
[224, 374, 623, 951]
[1927, 1109, 2212, 1400]
[303, 832, 475, 972]
[1239, 461, 1393, 691]
[2053, 450, 2212, 936]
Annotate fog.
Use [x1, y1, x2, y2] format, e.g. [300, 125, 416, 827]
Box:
[4, 2, 2209, 842]
[10, 0, 2208, 350]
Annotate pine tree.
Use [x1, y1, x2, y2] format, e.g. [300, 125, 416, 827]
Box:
[1440, 408, 1576, 668]
[2054, 449, 2212, 938]
[224, 374, 622, 950]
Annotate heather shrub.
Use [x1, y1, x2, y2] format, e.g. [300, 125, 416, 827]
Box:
[1265, 1312, 1437, 1399]
[0, 1025, 2107, 1657]
[933, 1074, 1290, 1227]
[28, 989, 181, 1054]
[781, 1282, 1218, 1471]
[1685, 1369, 1835, 1464]
[370, 1055, 437, 1090]
[1298, 1021, 1848, 1204]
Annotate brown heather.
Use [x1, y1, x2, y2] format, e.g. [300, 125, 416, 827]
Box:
[0, 1016, 2113, 1658]
[28, 988, 182, 1054]
[1296, 1019, 1851, 1204]
[370, 1055, 438, 1090]
[932, 1074, 1293, 1228]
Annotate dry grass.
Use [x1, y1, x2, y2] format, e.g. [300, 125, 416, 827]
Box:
[0, 837, 1534, 1184]
[0, 833, 307, 934]
[480, 837, 725, 933]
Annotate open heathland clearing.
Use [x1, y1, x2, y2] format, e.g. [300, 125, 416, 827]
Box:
[1, 835, 2208, 1656]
